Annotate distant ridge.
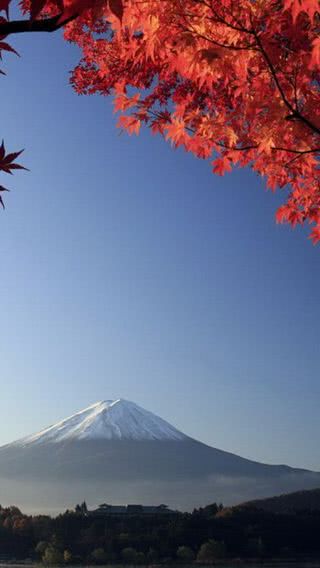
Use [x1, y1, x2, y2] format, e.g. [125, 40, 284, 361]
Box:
[241, 488, 320, 513]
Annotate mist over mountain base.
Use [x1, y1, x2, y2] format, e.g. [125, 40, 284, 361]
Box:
[0, 439, 319, 514]
[1, 473, 320, 515]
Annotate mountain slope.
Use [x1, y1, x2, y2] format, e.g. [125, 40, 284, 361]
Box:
[0, 399, 319, 513]
[241, 488, 320, 513]
[11, 399, 187, 445]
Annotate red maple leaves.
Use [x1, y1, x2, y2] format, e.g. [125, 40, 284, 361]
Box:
[212, 157, 232, 176]
[1, 0, 320, 242]
[65, 0, 320, 242]
[27, 0, 123, 22]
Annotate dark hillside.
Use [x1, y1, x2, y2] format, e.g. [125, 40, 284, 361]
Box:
[240, 487, 320, 513]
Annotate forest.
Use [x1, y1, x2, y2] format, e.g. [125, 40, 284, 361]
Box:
[1, 501, 320, 564]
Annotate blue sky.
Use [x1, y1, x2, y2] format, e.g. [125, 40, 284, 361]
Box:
[0, 24, 319, 470]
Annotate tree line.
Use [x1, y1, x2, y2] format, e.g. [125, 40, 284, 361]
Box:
[0, 501, 320, 564]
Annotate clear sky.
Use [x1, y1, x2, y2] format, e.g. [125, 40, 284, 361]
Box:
[0, 23, 319, 471]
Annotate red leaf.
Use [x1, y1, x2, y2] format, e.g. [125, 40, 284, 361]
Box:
[310, 226, 320, 245]
[0, 145, 27, 175]
[109, 0, 123, 21]
[0, 184, 9, 209]
[2, 149, 24, 163]
[0, 0, 10, 18]
[212, 156, 232, 176]
[0, 140, 5, 161]
[275, 205, 290, 224]
[0, 41, 19, 56]
[30, 0, 48, 20]
[117, 115, 141, 135]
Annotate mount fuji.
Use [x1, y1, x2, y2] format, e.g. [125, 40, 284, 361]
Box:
[11, 400, 187, 445]
[0, 399, 319, 513]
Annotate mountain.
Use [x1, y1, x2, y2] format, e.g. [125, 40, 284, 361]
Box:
[241, 487, 320, 513]
[11, 400, 187, 445]
[0, 398, 319, 513]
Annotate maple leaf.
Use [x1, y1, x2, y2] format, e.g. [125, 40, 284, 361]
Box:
[186, 137, 213, 159]
[0, 142, 26, 175]
[258, 135, 274, 156]
[310, 37, 320, 69]
[275, 205, 290, 224]
[165, 119, 188, 147]
[0, 184, 9, 209]
[285, 0, 320, 21]
[224, 127, 238, 148]
[30, 0, 47, 19]
[310, 226, 320, 245]
[0, 41, 19, 56]
[0, 0, 10, 17]
[0, 38, 19, 74]
[114, 92, 140, 112]
[151, 120, 167, 136]
[117, 115, 141, 135]
[58, 0, 100, 22]
[109, 0, 123, 21]
[212, 156, 232, 176]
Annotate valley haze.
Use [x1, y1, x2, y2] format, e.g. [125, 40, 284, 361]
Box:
[0, 399, 319, 514]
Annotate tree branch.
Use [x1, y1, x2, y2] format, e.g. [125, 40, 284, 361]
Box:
[0, 13, 77, 36]
[253, 31, 320, 137]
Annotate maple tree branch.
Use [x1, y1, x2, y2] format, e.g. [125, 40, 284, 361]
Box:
[143, 111, 320, 159]
[218, 142, 320, 156]
[179, 23, 257, 51]
[0, 13, 77, 36]
[208, 3, 254, 35]
[253, 31, 320, 137]
[189, 2, 320, 139]
[273, 146, 320, 155]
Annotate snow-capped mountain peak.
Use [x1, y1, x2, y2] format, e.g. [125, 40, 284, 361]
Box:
[12, 399, 187, 446]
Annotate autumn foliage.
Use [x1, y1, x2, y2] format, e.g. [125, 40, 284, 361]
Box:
[1, 0, 320, 241]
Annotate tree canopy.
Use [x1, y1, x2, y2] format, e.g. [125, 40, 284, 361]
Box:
[1, 0, 320, 241]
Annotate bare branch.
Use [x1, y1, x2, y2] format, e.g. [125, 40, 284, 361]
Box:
[0, 13, 77, 36]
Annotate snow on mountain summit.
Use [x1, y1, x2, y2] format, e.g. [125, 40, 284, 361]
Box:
[12, 399, 187, 446]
